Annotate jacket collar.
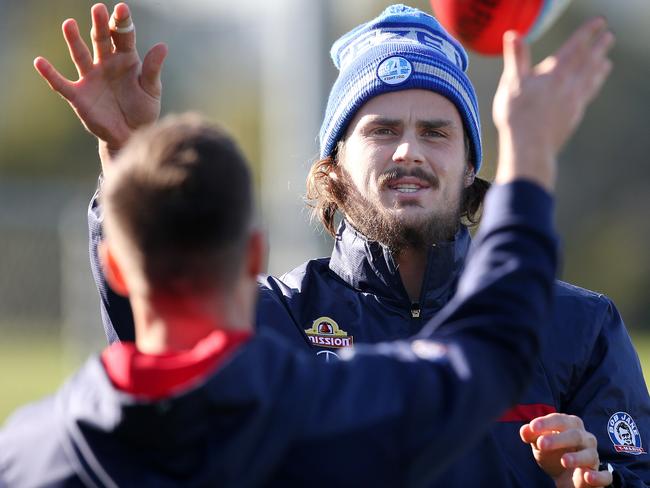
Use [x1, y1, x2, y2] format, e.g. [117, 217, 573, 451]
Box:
[329, 219, 471, 310]
[101, 329, 252, 400]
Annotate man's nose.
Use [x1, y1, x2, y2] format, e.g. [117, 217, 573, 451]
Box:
[392, 134, 424, 164]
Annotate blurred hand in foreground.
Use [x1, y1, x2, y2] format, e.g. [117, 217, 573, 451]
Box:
[493, 17, 614, 191]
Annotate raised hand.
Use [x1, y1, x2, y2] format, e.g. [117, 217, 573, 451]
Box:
[492, 18, 614, 191]
[34, 3, 167, 170]
[521, 413, 614, 488]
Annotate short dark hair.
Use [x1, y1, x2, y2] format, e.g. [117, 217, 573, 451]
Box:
[306, 136, 490, 237]
[103, 113, 254, 293]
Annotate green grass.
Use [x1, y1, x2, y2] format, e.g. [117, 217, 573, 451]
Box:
[1, 330, 649, 424]
[0, 329, 77, 423]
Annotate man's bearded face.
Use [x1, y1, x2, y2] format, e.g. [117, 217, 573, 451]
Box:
[335, 89, 471, 252]
[334, 165, 463, 252]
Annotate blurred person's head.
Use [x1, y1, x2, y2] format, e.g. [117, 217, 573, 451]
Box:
[100, 114, 264, 346]
[308, 4, 489, 251]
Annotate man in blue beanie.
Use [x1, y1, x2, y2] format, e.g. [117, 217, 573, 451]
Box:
[33, 2, 649, 487]
[303, 8, 649, 487]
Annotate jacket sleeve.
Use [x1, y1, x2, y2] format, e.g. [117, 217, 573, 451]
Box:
[290, 180, 559, 486]
[88, 185, 135, 343]
[562, 297, 650, 487]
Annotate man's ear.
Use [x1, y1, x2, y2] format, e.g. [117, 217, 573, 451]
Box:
[98, 240, 129, 297]
[246, 229, 267, 278]
[464, 165, 476, 188]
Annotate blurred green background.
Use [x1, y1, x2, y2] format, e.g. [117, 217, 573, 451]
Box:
[0, 0, 648, 421]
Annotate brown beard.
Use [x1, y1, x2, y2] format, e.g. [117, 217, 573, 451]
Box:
[331, 165, 463, 254]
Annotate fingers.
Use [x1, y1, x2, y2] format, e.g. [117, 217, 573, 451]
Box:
[141, 43, 168, 98]
[578, 28, 615, 104]
[555, 17, 608, 68]
[537, 428, 597, 452]
[530, 413, 594, 452]
[109, 3, 136, 53]
[62, 19, 93, 77]
[561, 445, 598, 469]
[33, 57, 75, 101]
[528, 413, 606, 485]
[90, 3, 113, 62]
[590, 25, 616, 60]
[581, 467, 614, 487]
[519, 423, 540, 445]
[529, 413, 584, 434]
[502, 30, 530, 80]
[554, 17, 614, 91]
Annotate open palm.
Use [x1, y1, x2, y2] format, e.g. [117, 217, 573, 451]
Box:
[34, 3, 167, 152]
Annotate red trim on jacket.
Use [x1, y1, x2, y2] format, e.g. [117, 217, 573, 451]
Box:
[499, 404, 557, 422]
[101, 329, 252, 400]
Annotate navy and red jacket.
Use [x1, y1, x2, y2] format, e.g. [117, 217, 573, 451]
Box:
[88, 172, 648, 487]
[1, 182, 556, 486]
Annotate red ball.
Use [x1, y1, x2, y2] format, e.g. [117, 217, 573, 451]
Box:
[430, 0, 573, 55]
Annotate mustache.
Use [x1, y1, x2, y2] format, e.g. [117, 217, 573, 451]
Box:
[377, 166, 438, 189]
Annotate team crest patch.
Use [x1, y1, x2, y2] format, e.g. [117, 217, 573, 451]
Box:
[305, 317, 354, 349]
[607, 412, 646, 455]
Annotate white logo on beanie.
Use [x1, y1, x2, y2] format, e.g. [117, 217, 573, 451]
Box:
[337, 28, 460, 71]
[377, 56, 412, 85]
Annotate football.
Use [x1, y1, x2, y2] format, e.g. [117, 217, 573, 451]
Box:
[430, 0, 574, 55]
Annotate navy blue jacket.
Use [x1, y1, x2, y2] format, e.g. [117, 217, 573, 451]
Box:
[257, 239, 650, 486]
[1, 182, 556, 487]
[88, 175, 649, 487]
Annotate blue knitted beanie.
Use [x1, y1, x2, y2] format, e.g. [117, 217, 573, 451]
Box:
[319, 4, 482, 172]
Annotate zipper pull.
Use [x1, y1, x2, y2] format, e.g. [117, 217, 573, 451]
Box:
[411, 303, 421, 319]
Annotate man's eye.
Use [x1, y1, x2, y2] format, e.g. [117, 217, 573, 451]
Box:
[423, 130, 445, 138]
[373, 127, 396, 135]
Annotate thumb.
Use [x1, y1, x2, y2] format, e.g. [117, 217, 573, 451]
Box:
[502, 30, 530, 79]
[140, 42, 168, 98]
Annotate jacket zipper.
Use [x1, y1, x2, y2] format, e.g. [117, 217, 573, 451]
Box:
[410, 245, 437, 320]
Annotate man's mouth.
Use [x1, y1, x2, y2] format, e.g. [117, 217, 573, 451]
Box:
[379, 167, 438, 194]
[391, 183, 424, 193]
[387, 177, 431, 194]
